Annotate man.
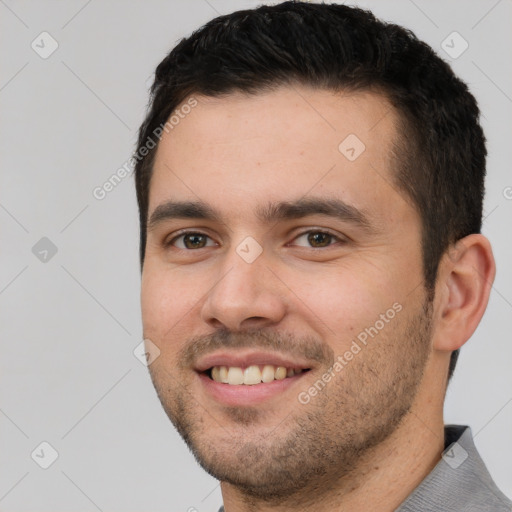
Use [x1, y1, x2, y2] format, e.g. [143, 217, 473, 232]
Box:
[134, 2, 511, 510]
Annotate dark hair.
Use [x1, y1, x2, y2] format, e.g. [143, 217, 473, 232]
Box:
[134, 1, 486, 381]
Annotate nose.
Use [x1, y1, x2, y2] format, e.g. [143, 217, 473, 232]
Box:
[200, 247, 287, 332]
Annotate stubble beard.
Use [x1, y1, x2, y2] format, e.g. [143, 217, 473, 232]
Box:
[147, 300, 432, 504]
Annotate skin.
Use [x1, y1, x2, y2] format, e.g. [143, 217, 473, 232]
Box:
[141, 85, 495, 511]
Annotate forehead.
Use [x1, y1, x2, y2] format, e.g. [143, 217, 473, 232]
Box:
[149, 85, 411, 227]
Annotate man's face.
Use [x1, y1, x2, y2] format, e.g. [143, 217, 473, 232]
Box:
[141, 86, 432, 499]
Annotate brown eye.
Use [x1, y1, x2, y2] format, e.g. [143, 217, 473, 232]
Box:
[292, 230, 341, 248]
[307, 232, 332, 247]
[183, 233, 207, 249]
[170, 232, 215, 249]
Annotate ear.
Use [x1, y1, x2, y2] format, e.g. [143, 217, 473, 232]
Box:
[432, 234, 495, 352]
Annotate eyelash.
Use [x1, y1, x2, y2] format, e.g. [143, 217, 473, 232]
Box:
[166, 229, 346, 249]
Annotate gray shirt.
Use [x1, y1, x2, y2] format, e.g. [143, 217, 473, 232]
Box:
[218, 425, 512, 511]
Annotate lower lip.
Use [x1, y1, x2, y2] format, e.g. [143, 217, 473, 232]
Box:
[197, 372, 308, 406]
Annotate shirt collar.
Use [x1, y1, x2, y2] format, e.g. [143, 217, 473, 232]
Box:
[396, 424, 511, 511]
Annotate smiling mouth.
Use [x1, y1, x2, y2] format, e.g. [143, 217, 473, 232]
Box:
[204, 365, 311, 385]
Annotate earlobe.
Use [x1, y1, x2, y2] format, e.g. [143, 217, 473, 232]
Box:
[433, 234, 495, 352]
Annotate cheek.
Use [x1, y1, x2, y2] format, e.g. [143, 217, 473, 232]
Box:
[140, 264, 196, 341]
[284, 263, 401, 339]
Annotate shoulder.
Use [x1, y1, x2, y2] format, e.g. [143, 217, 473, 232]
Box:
[397, 425, 512, 511]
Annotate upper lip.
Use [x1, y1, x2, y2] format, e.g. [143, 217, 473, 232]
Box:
[194, 350, 314, 372]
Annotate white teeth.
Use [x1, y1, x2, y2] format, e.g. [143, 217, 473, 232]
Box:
[219, 366, 229, 383]
[261, 364, 275, 383]
[244, 365, 262, 385]
[210, 364, 305, 385]
[211, 366, 221, 382]
[227, 367, 244, 385]
[275, 366, 287, 380]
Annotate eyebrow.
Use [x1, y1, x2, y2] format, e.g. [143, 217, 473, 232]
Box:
[147, 197, 373, 232]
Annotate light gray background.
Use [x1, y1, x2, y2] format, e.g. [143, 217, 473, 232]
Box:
[1, 1, 511, 511]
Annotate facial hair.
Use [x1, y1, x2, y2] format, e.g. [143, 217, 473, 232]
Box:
[146, 299, 432, 505]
